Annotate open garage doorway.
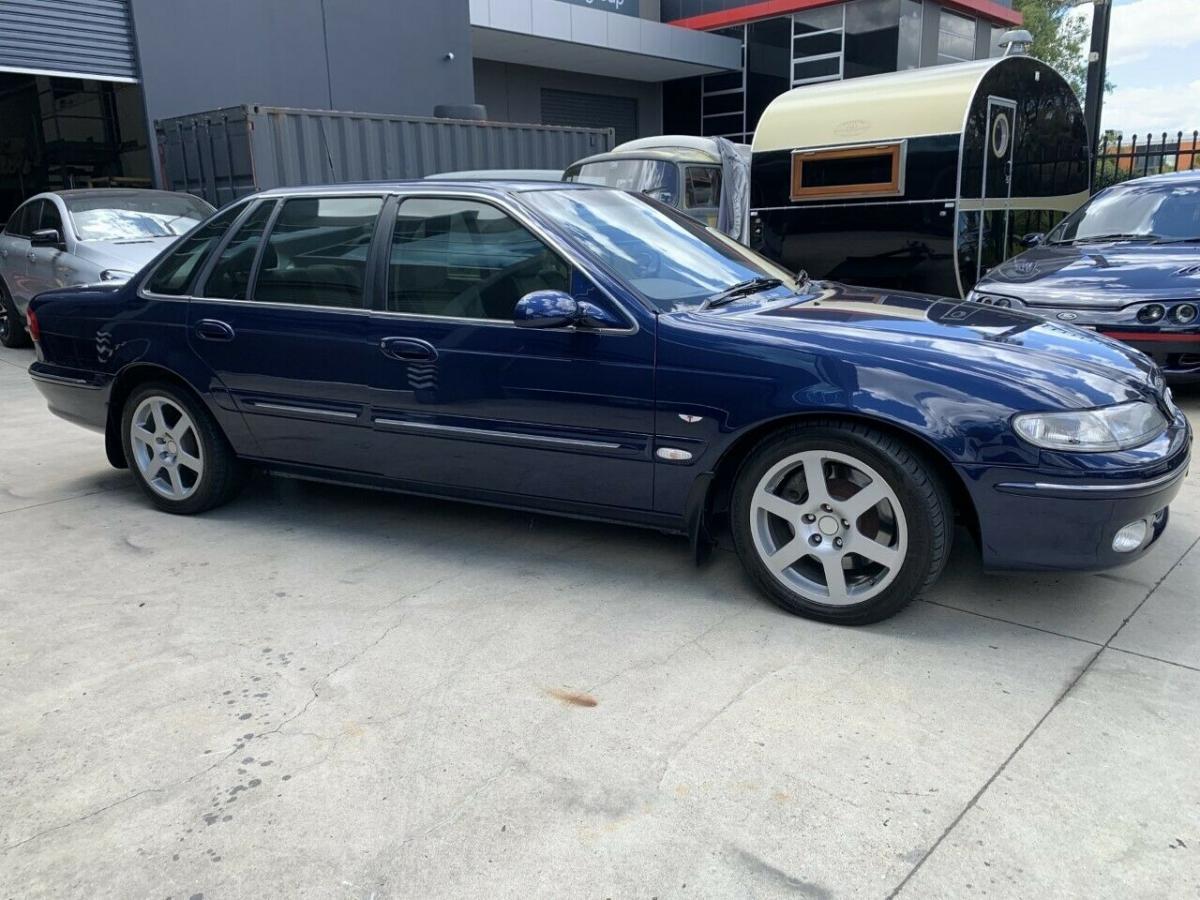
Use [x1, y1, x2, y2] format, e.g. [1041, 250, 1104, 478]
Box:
[0, 74, 151, 225]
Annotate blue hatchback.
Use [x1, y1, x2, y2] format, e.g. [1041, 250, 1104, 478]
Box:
[26, 182, 1192, 624]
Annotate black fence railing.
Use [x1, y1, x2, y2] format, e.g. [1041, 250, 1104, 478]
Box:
[1095, 130, 1200, 188]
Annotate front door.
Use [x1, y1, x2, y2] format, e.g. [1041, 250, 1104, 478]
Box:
[976, 96, 1017, 283]
[185, 194, 385, 472]
[25, 198, 70, 299]
[0, 199, 38, 311]
[366, 194, 656, 510]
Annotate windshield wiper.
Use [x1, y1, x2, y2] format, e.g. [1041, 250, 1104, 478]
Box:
[701, 277, 783, 310]
[1152, 236, 1200, 244]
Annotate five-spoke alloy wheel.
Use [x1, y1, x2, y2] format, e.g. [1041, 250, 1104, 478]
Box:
[121, 382, 244, 514]
[0, 283, 30, 348]
[732, 422, 951, 624]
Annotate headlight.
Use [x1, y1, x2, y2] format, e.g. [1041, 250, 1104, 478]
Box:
[967, 290, 1023, 308]
[1012, 401, 1167, 452]
[1137, 304, 1165, 324]
[100, 269, 135, 282]
[1171, 303, 1197, 325]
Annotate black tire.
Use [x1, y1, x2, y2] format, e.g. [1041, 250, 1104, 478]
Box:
[120, 381, 245, 514]
[730, 421, 952, 625]
[0, 283, 31, 348]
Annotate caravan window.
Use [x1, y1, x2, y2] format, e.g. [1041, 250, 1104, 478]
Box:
[790, 143, 904, 201]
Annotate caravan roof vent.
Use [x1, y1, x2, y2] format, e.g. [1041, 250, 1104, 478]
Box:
[999, 30, 1034, 56]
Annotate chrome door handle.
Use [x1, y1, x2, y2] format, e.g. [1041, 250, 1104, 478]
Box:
[380, 337, 437, 361]
[27, 252, 36, 262]
[194, 319, 236, 341]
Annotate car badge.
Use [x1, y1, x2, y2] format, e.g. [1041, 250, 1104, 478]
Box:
[1013, 260, 1037, 276]
[1057, 312, 1078, 321]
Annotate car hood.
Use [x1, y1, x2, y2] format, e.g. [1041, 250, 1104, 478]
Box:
[72, 237, 179, 273]
[674, 282, 1159, 410]
[976, 241, 1200, 309]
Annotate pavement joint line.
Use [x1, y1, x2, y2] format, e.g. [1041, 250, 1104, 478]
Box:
[0, 484, 129, 519]
[1104, 645, 1200, 674]
[915, 598, 1104, 647]
[888, 532, 1200, 899]
[0, 355, 29, 370]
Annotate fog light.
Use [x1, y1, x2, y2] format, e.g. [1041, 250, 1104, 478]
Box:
[1112, 520, 1149, 552]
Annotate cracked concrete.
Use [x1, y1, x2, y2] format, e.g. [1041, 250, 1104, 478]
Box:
[1, 345, 1197, 899]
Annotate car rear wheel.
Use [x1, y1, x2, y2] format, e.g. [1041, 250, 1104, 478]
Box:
[0, 285, 31, 348]
[731, 422, 951, 625]
[121, 382, 244, 514]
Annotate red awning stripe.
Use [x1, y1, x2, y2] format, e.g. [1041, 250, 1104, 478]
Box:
[670, 0, 1022, 30]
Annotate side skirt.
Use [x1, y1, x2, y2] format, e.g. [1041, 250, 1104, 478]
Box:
[244, 457, 688, 535]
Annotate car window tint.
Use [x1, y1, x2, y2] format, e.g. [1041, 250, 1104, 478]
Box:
[202, 201, 275, 300]
[145, 203, 245, 296]
[685, 167, 721, 210]
[6, 201, 40, 238]
[252, 196, 382, 308]
[388, 198, 569, 320]
[39, 201, 63, 235]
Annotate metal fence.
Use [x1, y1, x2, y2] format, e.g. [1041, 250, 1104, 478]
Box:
[1094, 130, 1200, 188]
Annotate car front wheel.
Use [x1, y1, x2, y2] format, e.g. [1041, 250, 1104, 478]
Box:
[121, 382, 244, 514]
[731, 422, 951, 625]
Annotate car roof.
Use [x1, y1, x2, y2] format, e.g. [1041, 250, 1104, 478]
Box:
[38, 188, 204, 200]
[254, 180, 595, 198]
[570, 148, 720, 167]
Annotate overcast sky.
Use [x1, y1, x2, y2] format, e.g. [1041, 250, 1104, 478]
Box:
[1070, 0, 1200, 137]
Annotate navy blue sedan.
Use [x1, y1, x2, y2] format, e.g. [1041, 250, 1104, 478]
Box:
[971, 171, 1200, 382]
[25, 182, 1192, 624]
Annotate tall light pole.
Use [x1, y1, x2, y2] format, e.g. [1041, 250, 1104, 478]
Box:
[1078, 0, 1113, 148]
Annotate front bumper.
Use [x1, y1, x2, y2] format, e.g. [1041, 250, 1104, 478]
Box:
[1091, 329, 1200, 382]
[956, 412, 1191, 571]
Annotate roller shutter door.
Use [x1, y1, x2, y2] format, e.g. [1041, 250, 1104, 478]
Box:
[0, 0, 138, 82]
[541, 88, 636, 145]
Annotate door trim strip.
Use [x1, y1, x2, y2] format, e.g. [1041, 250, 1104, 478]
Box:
[373, 418, 622, 450]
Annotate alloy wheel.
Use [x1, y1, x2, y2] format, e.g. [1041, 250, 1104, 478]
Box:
[129, 396, 205, 500]
[749, 449, 907, 605]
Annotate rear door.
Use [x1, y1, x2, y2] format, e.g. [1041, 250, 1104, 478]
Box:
[364, 192, 656, 509]
[185, 193, 385, 471]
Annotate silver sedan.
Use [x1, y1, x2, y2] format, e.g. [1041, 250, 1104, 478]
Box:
[0, 188, 214, 347]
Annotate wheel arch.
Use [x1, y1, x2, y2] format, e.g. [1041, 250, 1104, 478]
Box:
[104, 364, 212, 469]
[692, 411, 980, 556]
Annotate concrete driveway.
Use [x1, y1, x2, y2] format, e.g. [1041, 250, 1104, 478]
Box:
[1, 343, 1197, 900]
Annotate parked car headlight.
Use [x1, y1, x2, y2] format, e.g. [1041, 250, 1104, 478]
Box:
[1012, 401, 1167, 452]
[100, 269, 135, 282]
[966, 290, 1023, 308]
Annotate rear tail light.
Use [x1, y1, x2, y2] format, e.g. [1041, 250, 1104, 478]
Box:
[26, 307, 40, 342]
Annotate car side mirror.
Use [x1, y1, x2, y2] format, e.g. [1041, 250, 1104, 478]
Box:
[1019, 232, 1045, 248]
[513, 290, 625, 330]
[31, 228, 64, 249]
[514, 290, 580, 328]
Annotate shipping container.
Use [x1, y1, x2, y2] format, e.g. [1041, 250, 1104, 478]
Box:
[156, 105, 614, 207]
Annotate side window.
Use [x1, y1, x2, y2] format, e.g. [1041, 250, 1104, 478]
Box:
[5, 201, 38, 238]
[39, 200, 64, 235]
[388, 197, 569, 320]
[252, 196, 382, 308]
[145, 203, 245, 296]
[685, 167, 722, 210]
[202, 201, 275, 300]
[790, 142, 904, 201]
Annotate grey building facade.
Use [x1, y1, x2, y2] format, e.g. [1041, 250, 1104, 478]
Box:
[0, 0, 1019, 218]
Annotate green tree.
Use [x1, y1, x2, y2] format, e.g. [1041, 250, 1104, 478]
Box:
[1012, 0, 1090, 96]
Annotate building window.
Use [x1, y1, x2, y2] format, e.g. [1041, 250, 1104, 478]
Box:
[937, 9, 977, 64]
[792, 6, 844, 86]
[790, 142, 905, 201]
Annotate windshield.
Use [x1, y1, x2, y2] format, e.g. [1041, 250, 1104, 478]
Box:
[523, 188, 798, 311]
[1049, 180, 1200, 243]
[564, 159, 680, 205]
[65, 192, 215, 242]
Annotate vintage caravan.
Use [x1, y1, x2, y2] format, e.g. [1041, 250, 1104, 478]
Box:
[748, 56, 1089, 298]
